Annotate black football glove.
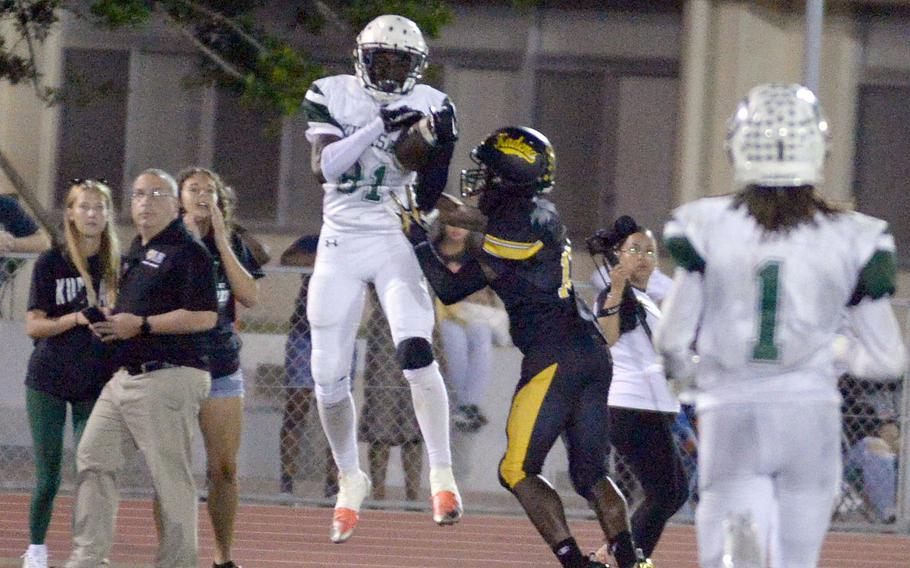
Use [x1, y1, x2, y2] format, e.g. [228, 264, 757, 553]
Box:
[390, 191, 430, 247]
[380, 106, 424, 133]
[429, 106, 458, 145]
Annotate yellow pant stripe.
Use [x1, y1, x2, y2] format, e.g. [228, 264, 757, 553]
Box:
[499, 363, 558, 488]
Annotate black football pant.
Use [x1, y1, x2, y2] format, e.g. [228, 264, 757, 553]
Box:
[498, 333, 612, 500]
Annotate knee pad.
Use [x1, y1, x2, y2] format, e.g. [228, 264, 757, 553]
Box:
[314, 376, 351, 406]
[396, 336, 435, 370]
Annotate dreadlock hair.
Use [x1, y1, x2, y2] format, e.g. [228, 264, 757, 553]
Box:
[732, 185, 841, 234]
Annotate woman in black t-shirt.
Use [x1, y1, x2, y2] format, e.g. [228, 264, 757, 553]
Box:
[176, 167, 263, 568]
[22, 180, 120, 568]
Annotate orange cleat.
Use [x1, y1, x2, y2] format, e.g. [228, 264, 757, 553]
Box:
[331, 507, 360, 544]
[431, 490, 462, 525]
[330, 470, 371, 543]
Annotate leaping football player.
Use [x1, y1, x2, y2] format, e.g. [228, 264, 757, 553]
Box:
[301, 14, 460, 544]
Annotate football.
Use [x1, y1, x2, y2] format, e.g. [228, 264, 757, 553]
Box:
[394, 115, 436, 172]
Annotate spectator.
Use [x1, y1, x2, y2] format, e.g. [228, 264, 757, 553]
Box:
[279, 234, 339, 498]
[0, 193, 50, 254]
[433, 224, 508, 432]
[359, 284, 423, 501]
[64, 168, 217, 568]
[176, 167, 264, 568]
[847, 418, 900, 523]
[593, 216, 689, 560]
[21, 180, 120, 568]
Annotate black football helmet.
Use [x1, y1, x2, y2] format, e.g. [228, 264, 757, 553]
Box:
[460, 126, 555, 198]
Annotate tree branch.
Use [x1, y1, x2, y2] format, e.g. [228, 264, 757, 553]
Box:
[16, 2, 45, 100]
[312, 0, 350, 33]
[168, 15, 245, 80]
[171, 0, 267, 55]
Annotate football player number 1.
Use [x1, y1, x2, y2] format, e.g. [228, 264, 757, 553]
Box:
[752, 260, 781, 361]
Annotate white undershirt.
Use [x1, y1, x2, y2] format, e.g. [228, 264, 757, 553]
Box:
[608, 287, 680, 413]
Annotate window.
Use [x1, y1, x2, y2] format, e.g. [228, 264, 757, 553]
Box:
[55, 49, 129, 208]
[854, 85, 910, 267]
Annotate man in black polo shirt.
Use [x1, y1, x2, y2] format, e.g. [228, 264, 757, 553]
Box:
[65, 169, 218, 568]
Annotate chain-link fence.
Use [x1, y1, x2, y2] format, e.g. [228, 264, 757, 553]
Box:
[0, 253, 908, 531]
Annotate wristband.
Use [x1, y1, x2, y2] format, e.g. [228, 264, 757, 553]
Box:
[598, 304, 621, 318]
[140, 316, 151, 335]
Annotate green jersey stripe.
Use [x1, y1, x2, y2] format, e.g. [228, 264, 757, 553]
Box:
[665, 236, 706, 273]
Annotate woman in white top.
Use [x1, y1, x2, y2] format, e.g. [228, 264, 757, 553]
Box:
[594, 216, 689, 559]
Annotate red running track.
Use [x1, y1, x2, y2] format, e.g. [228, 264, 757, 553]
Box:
[0, 493, 907, 567]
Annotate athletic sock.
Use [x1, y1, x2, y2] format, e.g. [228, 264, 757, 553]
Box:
[404, 362, 452, 468]
[316, 391, 359, 475]
[610, 530, 636, 568]
[553, 537, 586, 568]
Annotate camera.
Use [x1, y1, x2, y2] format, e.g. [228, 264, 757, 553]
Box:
[585, 229, 619, 267]
[585, 229, 612, 256]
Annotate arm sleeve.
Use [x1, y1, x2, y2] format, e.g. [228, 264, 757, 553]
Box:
[413, 241, 488, 305]
[415, 138, 454, 211]
[0, 196, 39, 237]
[415, 99, 457, 211]
[842, 297, 908, 380]
[318, 117, 384, 182]
[654, 267, 704, 381]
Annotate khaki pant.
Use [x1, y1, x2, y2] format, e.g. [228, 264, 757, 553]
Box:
[65, 366, 211, 568]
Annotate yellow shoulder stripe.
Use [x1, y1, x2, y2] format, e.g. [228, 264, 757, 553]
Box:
[483, 234, 544, 260]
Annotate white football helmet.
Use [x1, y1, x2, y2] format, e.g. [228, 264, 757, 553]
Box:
[354, 15, 428, 101]
[725, 83, 830, 188]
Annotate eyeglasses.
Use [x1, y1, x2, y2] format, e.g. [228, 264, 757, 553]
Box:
[620, 246, 656, 258]
[70, 177, 110, 186]
[130, 189, 176, 201]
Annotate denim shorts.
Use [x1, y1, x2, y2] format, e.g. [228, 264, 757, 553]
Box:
[208, 368, 245, 398]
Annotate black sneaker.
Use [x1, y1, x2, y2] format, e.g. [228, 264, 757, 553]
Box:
[213, 562, 241, 568]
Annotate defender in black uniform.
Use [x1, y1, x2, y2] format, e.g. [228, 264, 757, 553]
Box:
[397, 127, 651, 568]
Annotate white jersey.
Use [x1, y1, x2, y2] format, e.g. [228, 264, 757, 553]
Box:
[657, 195, 904, 409]
[303, 74, 451, 234]
[608, 287, 680, 413]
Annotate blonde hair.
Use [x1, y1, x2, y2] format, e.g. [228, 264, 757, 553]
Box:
[176, 166, 235, 238]
[63, 181, 121, 306]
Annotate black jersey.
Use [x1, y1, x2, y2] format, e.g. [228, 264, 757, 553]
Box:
[480, 197, 602, 354]
[26, 247, 116, 400]
[201, 231, 265, 379]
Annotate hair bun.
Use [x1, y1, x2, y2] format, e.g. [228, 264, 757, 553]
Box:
[613, 215, 640, 238]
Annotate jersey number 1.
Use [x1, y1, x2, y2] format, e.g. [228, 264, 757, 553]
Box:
[752, 260, 781, 361]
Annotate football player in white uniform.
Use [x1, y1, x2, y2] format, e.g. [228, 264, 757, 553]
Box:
[655, 84, 907, 568]
[300, 14, 461, 544]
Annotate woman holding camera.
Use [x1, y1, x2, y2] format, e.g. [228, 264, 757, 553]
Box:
[593, 216, 689, 560]
[22, 180, 120, 568]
